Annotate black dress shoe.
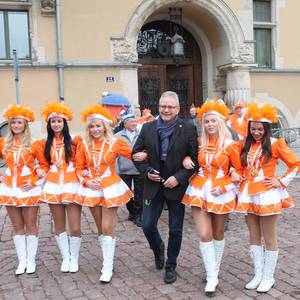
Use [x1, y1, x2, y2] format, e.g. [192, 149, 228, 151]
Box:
[154, 244, 165, 270]
[164, 267, 177, 284]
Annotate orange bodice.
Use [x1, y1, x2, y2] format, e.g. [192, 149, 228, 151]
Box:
[76, 138, 132, 188]
[0, 137, 48, 187]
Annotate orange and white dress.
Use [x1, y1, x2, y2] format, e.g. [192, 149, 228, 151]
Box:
[0, 137, 47, 207]
[37, 136, 82, 204]
[228, 138, 300, 216]
[75, 138, 133, 208]
[182, 137, 237, 214]
[227, 114, 248, 140]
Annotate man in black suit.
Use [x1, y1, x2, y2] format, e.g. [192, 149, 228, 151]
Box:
[132, 91, 198, 284]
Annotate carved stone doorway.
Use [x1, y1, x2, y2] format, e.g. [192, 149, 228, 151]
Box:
[137, 21, 202, 116]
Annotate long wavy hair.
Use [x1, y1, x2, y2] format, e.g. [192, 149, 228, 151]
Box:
[200, 113, 232, 149]
[85, 119, 114, 145]
[241, 121, 272, 167]
[44, 118, 72, 164]
[5, 119, 32, 151]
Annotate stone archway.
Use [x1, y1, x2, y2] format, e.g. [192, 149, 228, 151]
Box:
[112, 0, 255, 106]
[120, 0, 254, 64]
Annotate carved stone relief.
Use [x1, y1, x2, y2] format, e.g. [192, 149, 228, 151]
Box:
[112, 39, 138, 63]
[41, 0, 55, 16]
[231, 43, 255, 64]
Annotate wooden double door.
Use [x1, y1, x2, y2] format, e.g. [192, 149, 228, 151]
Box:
[138, 63, 202, 117]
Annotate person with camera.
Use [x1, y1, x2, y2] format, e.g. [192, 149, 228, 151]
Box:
[132, 91, 198, 284]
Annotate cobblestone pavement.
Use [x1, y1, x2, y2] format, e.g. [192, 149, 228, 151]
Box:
[0, 183, 299, 300]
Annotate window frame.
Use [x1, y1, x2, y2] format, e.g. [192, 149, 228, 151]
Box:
[0, 9, 31, 61]
[253, 0, 276, 69]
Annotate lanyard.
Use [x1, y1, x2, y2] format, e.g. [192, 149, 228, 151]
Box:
[92, 140, 106, 172]
[204, 140, 220, 168]
[247, 144, 262, 176]
[53, 138, 64, 165]
[13, 145, 23, 167]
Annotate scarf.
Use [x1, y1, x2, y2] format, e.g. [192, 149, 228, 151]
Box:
[157, 116, 178, 161]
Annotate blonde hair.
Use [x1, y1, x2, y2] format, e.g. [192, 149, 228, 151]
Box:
[200, 113, 232, 150]
[4, 119, 32, 150]
[86, 119, 114, 145]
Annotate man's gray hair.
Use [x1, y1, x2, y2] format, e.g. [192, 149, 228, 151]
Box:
[159, 91, 180, 107]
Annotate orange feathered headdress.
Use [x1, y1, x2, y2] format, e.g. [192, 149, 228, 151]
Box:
[197, 99, 230, 120]
[233, 101, 246, 110]
[246, 102, 278, 123]
[81, 104, 115, 124]
[41, 101, 73, 121]
[2, 104, 35, 122]
[142, 108, 153, 118]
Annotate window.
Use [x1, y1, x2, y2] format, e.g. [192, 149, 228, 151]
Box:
[253, 0, 274, 68]
[254, 0, 271, 22]
[0, 10, 30, 60]
[254, 28, 271, 68]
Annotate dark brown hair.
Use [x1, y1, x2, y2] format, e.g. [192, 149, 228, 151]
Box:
[44, 118, 72, 164]
[241, 121, 272, 167]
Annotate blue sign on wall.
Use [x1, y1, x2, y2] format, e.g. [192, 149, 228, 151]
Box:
[106, 76, 115, 83]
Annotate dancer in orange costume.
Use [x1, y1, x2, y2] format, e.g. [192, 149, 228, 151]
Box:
[136, 108, 155, 130]
[0, 104, 47, 275]
[36, 101, 82, 273]
[227, 101, 248, 140]
[182, 99, 240, 296]
[227, 102, 300, 293]
[75, 104, 145, 283]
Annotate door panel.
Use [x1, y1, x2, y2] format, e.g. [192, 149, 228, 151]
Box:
[138, 65, 165, 116]
[166, 65, 194, 116]
[138, 63, 202, 117]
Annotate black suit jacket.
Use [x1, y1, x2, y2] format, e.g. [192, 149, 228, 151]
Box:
[132, 118, 198, 201]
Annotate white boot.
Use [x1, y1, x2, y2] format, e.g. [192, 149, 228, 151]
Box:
[98, 235, 104, 273]
[99, 235, 116, 283]
[13, 235, 27, 275]
[245, 245, 264, 290]
[69, 236, 81, 273]
[214, 239, 225, 275]
[199, 241, 219, 296]
[257, 250, 278, 293]
[55, 232, 70, 272]
[26, 235, 38, 274]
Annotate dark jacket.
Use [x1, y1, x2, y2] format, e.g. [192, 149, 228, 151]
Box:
[186, 116, 201, 136]
[132, 117, 198, 201]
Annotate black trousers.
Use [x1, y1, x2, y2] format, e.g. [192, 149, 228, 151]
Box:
[142, 187, 185, 269]
[120, 174, 144, 217]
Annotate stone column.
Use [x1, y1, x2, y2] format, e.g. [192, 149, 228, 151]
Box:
[225, 67, 251, 107]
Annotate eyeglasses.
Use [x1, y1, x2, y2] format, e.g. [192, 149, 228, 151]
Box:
[159, 105, 178, 110]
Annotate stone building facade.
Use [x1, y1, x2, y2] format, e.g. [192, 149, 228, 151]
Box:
[0, 0, 299, 135]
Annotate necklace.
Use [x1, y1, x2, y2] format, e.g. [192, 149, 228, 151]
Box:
[92, 140, 106, 176]
[247, 144, 262, 176]
[53, 138, 64, 168]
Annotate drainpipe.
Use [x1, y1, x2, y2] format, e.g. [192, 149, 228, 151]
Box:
[55, 0, 64, 100]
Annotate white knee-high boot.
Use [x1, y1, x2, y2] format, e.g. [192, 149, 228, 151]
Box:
[257, 250, 279, 293]
[213, 239, 225, 276]
[13, 235, 27, 275]
[199, 241, 219, 295]
[55, 232, 70, 272]
[26, 235, 38, 274]
[69, 236, 81, 273]
[245, 245, 264, 289]
[98, 235, 104, 273]
[99, 235, 116, 283]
